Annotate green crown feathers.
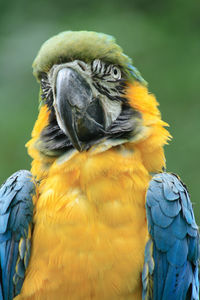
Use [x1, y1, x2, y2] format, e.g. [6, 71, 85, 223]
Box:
[33, 30, 146, 85]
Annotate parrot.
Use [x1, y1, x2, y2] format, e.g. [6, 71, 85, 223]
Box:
[0, 30, 199, 300]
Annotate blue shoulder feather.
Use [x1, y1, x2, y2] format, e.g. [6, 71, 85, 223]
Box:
[142, 173, 199, 300]
[0, 170, 35, 300]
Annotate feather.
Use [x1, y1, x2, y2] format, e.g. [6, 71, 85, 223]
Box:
[0, 170, 35, 300]
[143, 173, 199, 300]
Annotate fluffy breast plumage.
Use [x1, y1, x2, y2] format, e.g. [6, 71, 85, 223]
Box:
[16, 148, 150, 300]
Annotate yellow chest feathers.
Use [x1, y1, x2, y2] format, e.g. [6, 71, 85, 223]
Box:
[18, 147, 151, 300]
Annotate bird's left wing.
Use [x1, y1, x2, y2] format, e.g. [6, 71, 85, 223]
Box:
[142, 173, 199, 300]
[0, 170, 36, 300]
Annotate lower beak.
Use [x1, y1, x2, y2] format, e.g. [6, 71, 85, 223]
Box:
[54, 67, 105, 151]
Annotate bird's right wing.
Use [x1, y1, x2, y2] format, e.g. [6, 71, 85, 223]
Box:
[142, 173, 199, 300]
[0, 170, 36, 300]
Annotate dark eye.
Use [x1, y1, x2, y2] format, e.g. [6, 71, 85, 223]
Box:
[111, 66, 121, 80]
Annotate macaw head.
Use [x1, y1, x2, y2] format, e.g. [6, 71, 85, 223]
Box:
[27, 31, 170, 176]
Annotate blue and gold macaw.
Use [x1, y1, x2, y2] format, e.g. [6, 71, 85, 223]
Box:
[0, 31, 199, 300]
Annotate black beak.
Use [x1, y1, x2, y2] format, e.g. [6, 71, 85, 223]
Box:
[55, 68, 105, 151]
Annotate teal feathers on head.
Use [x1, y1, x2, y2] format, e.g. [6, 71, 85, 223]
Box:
[128, 64, 147, 86]
[33, 30, 146, 85]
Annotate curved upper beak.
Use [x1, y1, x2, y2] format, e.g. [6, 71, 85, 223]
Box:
[54, 67, 105, 151]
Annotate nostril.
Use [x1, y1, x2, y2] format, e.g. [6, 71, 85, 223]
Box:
[77, 61, 87, 71]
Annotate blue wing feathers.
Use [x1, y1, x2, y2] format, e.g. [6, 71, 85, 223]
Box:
[142, 172, 199, 300]
[159, 197, 181, 217]
[154, 225, 176, 251]
[0, 214, 10, 234]
[151, 205, 173, 228]
[0, 170, 35, 300]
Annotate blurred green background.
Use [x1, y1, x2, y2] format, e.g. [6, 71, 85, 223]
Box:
[0, 0, 200, 220]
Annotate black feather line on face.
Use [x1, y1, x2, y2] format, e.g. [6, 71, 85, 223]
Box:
[93, 82, 127, 102]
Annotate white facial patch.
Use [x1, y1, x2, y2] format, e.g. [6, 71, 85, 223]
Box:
[99, 96, 122, 129]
